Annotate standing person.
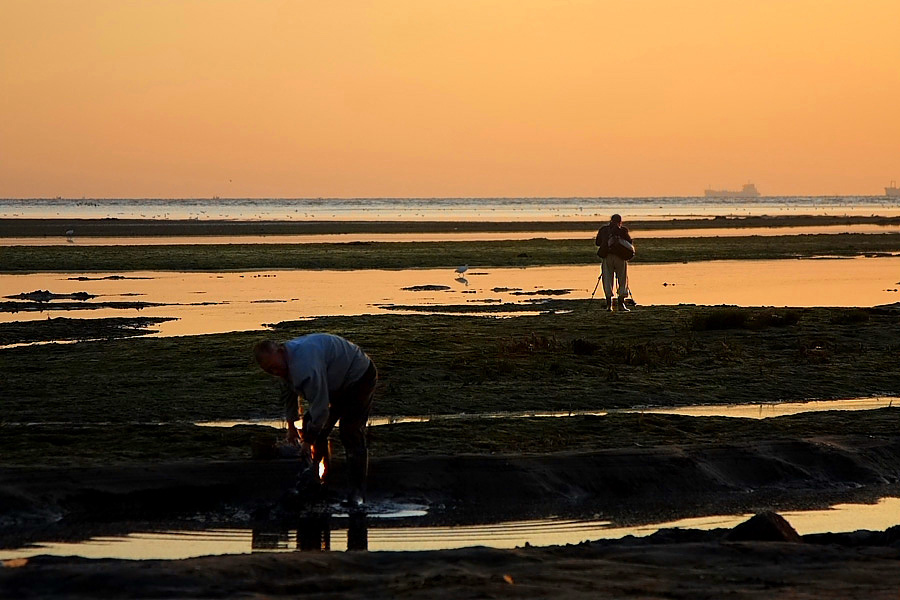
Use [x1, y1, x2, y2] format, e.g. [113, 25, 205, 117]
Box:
[253, 333, 377, 508]
[595, 214, 634, 311]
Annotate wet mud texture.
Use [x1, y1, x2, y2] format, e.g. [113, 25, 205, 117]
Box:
[2, 434, 900, 540]
[6, 214, 900, 237]
[4, 533, 900, 599]
[3, 446, 900, 599]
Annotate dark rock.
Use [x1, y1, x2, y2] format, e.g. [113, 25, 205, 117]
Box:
[726, 511, 802, 543]
[401, 285, 451, 292]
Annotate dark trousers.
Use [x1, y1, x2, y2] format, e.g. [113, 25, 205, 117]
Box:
[305, 361, 376, 497]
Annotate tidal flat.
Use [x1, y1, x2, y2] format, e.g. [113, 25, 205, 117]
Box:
[3, 226, 900, 597]
[4, 232, 900, 272]
[3, 304, 900, 462]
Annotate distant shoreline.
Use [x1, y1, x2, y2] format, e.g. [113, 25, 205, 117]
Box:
[3, 215, 900, 237]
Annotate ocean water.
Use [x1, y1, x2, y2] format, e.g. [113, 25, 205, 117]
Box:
[2, 196, 899, 221]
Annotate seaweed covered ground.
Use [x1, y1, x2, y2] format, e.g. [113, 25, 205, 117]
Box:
[0, 316, 174, 345]
[1, 303, 898, 510]
[3, 232, 900, 272]
[4, 304, 899, 427]
[5, 214, 900, 237]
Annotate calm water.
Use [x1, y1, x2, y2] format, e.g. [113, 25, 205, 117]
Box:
[193, 398, 899, 430]
[2, 257, 899, 337]
[4, 196, 900, 221]
[2, 497, 898, 560]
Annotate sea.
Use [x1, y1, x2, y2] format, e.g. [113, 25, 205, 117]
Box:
[3, 196, 900, 221]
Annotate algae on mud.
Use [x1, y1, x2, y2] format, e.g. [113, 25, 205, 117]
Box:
[2, 304, 900, 463]
[0, 316, 175, 345]
[3, 233, 900, 272]
[5, 215, 900, 238]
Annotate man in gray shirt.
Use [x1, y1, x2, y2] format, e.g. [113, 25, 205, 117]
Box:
[254, 333, 377, 507]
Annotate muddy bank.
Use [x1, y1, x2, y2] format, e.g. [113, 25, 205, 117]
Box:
[4, 529, 900, 599]
[2, 440, 900, 598]
[2, 434, 899, 541]
[0, 316, 175, 345]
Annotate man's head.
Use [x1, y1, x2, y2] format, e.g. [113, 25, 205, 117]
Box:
[610, 214, 622, 225]
[253, 340, 288, 377]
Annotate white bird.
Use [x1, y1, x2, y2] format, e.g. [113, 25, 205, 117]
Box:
[65, 229, 74, 242]
[454, 264, 468, 276]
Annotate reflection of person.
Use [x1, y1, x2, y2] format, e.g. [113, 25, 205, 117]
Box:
[254, 334, 377, 507]
[597, 214, 634, 312]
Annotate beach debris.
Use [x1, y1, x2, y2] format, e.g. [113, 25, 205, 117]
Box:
[503, 574, 515, 585]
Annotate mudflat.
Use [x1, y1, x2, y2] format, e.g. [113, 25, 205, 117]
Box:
[2, 303, 900, 597]
[4, 214, 900, 237]
[3, 217, 900, 597]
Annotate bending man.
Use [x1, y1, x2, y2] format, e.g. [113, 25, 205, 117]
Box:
[254, 333, 377, 507]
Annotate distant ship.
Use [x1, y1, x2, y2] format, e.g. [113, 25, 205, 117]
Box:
[886, 180, 900, 198]
[704, 183, 760, 198]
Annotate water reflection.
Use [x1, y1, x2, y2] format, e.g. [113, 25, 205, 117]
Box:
[193, 397, 898, 430]
[3, 497, 898, 560]
[2, 257, 900, 337]
[252, 512, 368, 552]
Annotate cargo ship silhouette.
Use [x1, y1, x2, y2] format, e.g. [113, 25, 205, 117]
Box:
[704, 183, 760, 198]
[886, 180, 899, 198]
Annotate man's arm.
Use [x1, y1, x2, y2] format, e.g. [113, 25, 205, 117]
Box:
[298, 370, 330, 447]
[280, 379, 301, 444]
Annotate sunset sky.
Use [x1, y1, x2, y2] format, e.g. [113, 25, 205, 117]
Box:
[2, 1, 899, 198]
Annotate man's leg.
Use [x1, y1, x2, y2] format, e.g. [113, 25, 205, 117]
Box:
[616, 258, 629, 311]
[337, 364, 376, 505]
[601, 257, 614, 310]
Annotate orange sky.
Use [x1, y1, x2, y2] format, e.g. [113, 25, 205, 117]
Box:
[2, 0, 898, 198]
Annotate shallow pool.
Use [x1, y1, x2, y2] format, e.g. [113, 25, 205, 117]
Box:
[2, 497, 898, 560]
[2, 257, 900, 338]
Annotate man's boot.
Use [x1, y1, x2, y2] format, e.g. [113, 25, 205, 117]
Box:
[618, 296, 630, 312]
[605, 296, 613, 312]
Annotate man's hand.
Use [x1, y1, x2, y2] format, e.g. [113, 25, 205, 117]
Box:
[286, 421, 301, 446]
[299, 441, 314, 466]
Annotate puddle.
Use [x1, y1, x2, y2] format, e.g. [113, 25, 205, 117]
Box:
[2, 497, 898, 560]
[7, 397, 894, 428]
[193, 397, 899, 430]
[2, 257, 900, 337]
